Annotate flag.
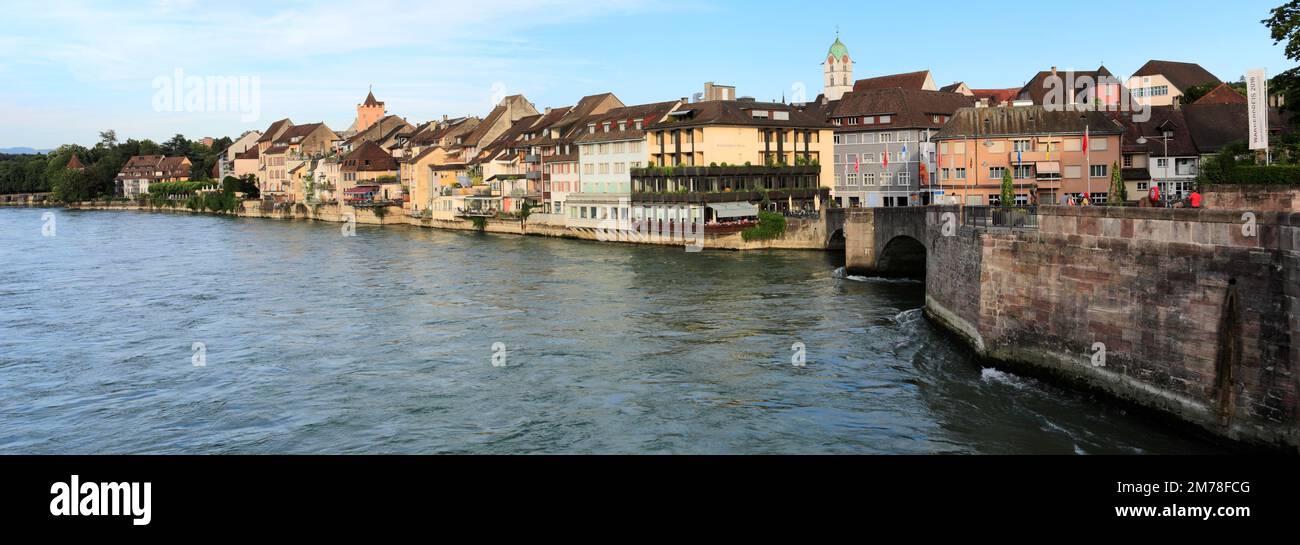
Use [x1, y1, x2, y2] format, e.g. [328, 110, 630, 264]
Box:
[854, 155, 860, 173]
[1017, 148, 1022, 165]
[1083, 126, 1090, 154]
[883, 143, 889, 170]
[1046, 139, 1051, 161]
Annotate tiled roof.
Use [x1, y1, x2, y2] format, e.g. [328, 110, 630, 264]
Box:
[1132, 60, 1221, 92]
[341, 140, 398, 172]
[274, 122, 328, 144]
[646, 100, 831, 130]
[256, 118, 293, 143]
[933, 105, 1125, 140]
[1183, 102, 1286, 154]
[1114, 106, 1199, 156]
[971, 88, 1019, 106]
[573, 100, 679, 144]
[1016, 66, 1126, 105]
[830, 88, 975, 130]
[853, 70, 932, 92]
[362, 90, 383, 107]
[1193, 83, 1247, 105]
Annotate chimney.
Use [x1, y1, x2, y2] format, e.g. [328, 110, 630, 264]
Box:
[1051, 66, 1058, 76]
[442, 115, 448, 122]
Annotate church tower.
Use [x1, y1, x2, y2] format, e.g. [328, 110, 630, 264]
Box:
[823, 35, 853, 101]
[354, 88, 386, 133]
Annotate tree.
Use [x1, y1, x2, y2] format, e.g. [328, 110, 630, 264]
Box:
[1000, 168, 1014, 207]
[1264, 2, 1300, 118]
[1108, 161, 1127, 204]
[98, 130, 118, 148]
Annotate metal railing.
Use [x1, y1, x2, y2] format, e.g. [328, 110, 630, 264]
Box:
[963, 206, 1039, 229]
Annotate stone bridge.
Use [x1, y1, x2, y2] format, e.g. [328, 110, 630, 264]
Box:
[843, 205, 1299, 450]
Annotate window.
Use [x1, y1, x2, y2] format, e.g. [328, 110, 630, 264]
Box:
[880, 172, 892, 185]
[833, 134, 842, 144]
[1012, 139, 1032, 152]
[864, 173, 876, 185]
[879, 133, 895, 143]
[954, 168, 967, 180]
[1090, 164, 1108, 178]
[1091, 138, 1109, 151]
[989, 166, 1007, 180]
[847, 173, 858, 186]
[1064, 165, 1082, 179]
[863, 116, 875, 125]
[863, 153, 875, 163]
[879, 115, 892, 124]
[1123, 155, 1133, 168]
[1014, 164, 1033, 179]
[773, 111, 790, 121]
[1064, 138, 1082, 152]
[846, 153, 858, 164]
[845, 134, 859, 144]
[1156, 158, 1168, 168]
[834, 154, 842, 164]
[897, 171, 910, 186]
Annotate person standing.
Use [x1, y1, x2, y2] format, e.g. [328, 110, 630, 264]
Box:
[1190, 189, 1202, 209]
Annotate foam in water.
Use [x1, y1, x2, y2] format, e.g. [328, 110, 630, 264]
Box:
[980, 368, 1028, 389]
[832, 267, 922, 285]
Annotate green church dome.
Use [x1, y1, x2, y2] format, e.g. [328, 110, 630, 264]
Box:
[828, 38, 849, 61]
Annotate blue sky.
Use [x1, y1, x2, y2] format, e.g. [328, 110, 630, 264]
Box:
[1, 0, 1292, 149]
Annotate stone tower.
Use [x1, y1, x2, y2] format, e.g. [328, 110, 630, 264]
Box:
[354, 88, 385, 133]
[824, 36, 853, 101]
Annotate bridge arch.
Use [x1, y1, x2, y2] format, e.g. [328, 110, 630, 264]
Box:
[877, 235, 926, 279]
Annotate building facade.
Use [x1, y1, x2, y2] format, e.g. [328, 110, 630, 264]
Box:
[933, 106, 1125, 205]
[828, 88, 974, 207]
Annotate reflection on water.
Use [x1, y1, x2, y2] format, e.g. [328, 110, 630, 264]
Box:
[0, 209, 1226, 453]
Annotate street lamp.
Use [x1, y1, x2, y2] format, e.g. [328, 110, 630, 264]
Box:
[1137, 129, 1173, 203]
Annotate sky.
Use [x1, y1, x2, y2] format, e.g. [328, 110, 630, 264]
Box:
[0, 0, 1293, 149]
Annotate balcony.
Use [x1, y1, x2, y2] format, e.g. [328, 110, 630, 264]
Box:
[524, 154, 541, 164]
[525, 171, 542, 180]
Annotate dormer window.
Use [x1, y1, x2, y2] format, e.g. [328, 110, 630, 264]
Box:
[588, 123, 596, 134]
[635, 120, 643, 130]
[618, 121, 626, 131]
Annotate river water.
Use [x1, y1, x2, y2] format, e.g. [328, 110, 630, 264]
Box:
[0, 208, 1226, 454]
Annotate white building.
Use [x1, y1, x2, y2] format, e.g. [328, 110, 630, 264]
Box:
[566, 101, 680, 229]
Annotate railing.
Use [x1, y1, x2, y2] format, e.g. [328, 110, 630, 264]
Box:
[963, 206, 1039, 229]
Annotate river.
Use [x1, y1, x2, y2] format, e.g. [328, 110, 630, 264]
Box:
[0, 208, 1227, 453]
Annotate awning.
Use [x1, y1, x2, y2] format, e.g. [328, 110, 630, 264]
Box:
[1035, 161, 1060, 174]
[709, 202, 759, 219]
[344, 185, 380, 194]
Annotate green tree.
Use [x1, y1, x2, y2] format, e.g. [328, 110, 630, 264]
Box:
[1108, 162, 1127, 204]
[1264, 2, 1300, 118]
[1000, 168, 1014, 207]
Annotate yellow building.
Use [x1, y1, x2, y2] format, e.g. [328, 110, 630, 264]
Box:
[628, 100, 834, 223]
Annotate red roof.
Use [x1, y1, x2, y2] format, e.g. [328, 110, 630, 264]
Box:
[344, 185, 380, 194]
[1193, 83, 1247, 105]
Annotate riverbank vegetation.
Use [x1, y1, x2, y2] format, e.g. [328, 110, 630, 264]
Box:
[0, 131, 236, 201]
[741, 211, 787, 242]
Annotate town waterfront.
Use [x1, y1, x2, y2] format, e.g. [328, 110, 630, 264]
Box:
[0, 208, 1228, 454]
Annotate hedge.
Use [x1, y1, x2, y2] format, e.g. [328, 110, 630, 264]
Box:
[741, 211, 787, 242]
[1224, 165, 1300, 186]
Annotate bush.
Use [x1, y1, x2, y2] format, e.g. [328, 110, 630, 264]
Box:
[1217, 165, 1300, 186]
[741, 211, 787, 242]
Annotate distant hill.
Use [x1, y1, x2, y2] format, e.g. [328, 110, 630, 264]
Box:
[0, 147, 52, 155]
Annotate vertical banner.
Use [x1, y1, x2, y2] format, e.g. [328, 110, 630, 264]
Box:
[1246, 68, 1269, 151]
